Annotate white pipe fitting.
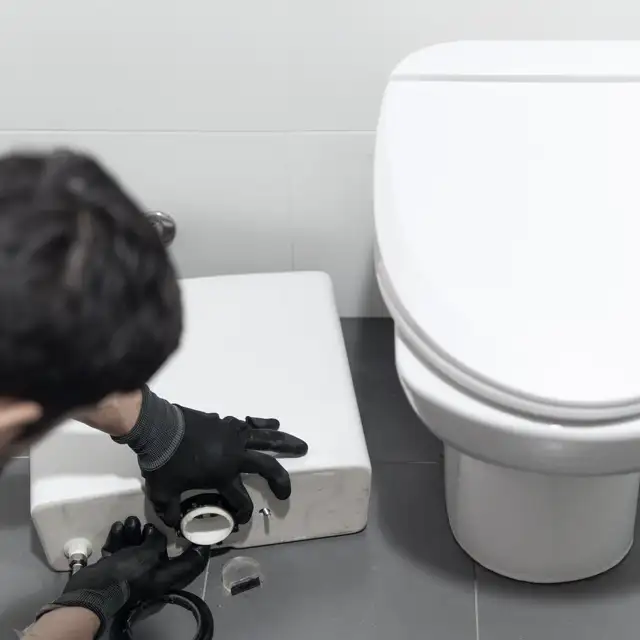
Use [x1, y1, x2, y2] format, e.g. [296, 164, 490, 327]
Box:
[179, 504, 235, 546]
[64, 537, 92, 560]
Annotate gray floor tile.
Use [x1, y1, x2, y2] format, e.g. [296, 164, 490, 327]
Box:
[0, 319, 465, 639]
[0, 458, 66, 637]
[341, 319, 442, 463]
[476, 534, 640, 640]
[202, 462, 476, 640]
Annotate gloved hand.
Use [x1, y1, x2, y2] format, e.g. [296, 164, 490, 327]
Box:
[114, 386, 309, 528]
[37, 516, 208, 638]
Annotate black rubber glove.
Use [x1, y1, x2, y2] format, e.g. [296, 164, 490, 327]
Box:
[115, 386, 309, 528]
[37, 516, 208, 638]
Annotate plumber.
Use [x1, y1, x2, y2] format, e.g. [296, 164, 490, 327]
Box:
[0, 150, 308, 639]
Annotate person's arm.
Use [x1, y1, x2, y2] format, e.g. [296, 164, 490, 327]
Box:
[75, 386, 308, 528]
[22, 607, 99, 640]
[73, 390, 142, 437]
[27, 517, 208, 640]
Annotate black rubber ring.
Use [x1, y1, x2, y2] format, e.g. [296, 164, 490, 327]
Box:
[110, 589, 214, 640]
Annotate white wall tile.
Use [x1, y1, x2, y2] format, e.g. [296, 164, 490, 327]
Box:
[0, 132, 292, 278]
[288, 133, 386, 317]
[0, 0, 290, 131]
[286, 0, 640, 131]
[3, 0, 640, 133]
[5, 2, 640, 315]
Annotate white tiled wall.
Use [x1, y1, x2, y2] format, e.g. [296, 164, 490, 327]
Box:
[2, 0, 640, 315]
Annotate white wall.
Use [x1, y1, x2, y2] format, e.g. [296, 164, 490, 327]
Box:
[1, 2, 640, 315]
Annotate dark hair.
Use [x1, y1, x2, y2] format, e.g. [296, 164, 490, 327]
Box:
[0, 150, 182, 417]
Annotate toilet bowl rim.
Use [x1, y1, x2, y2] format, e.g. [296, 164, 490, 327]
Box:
[397, 342, 640, 444]
[395, 334, 640, 476]
[376, 256, 640, 425]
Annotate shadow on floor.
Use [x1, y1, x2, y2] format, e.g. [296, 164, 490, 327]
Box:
[373, 461, 472, 583]
[341, 319, 443, 463]
[478, 531, 640, 601]
[373, 455, 640, 600]
[0, 592, 50, 637]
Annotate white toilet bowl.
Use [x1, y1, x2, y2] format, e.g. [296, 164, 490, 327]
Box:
[394, 325, 640, 583]
[375, 41, 640, 583]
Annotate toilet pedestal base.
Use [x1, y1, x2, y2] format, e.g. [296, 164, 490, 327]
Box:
[444, 446, 639, 583]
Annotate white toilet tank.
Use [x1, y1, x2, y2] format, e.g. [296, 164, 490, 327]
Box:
[31, 273, 371, 571]
[375, 41, 640, 423]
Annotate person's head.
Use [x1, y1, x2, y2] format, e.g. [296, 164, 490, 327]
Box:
[0, 150, 182, 457]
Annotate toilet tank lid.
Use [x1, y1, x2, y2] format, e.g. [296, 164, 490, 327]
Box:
[392, 41, 640, 82]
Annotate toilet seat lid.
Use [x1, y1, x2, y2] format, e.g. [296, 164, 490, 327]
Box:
[376, 42, 640, 422]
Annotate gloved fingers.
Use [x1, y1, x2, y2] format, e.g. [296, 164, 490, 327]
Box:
[219, 477, 254, 525]
[102, 520, 126, 556]
[245, 416, 280, 430]
[246, 428, 308, 456]
[142, 523, 156, 541]
[123, 526, 168, 579]
[152, 546, 210, 593]
[102, 520, 167, 559]
[140, 523, 169, 554]
[161, 497, 183, 530]
[147, 483, 183, 529]
[240, 451, 292, 500]
[123, 515, 143, 547]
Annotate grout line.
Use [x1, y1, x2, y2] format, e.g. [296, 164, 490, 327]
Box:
[201, 555, 212, 600]
[474, 564, 480, 640]
[284, 132, 296, 271]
